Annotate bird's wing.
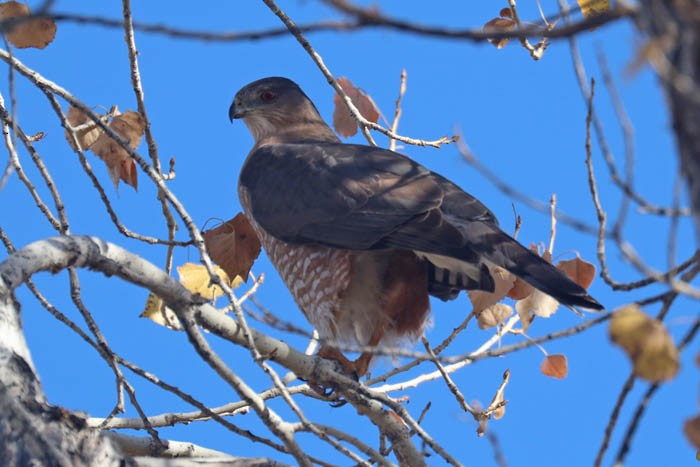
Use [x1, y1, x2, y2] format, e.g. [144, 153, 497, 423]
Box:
[240, 142, 602, 309]
[240, 142, 496, 251]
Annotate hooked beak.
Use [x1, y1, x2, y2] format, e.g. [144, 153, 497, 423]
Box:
[228, 101, 241, 122]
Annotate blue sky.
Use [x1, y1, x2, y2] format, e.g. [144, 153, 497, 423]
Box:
[0, 1, 697, 465]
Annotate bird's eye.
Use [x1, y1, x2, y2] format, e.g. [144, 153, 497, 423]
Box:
[260, 90, 276, 102]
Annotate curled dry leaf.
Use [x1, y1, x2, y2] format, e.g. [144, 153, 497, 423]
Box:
[65, 105, 103, 151]
[477, 303, 513, 330]
[541, 354, 568, 379]
[0, 1, 57, 49]
[332, 77, 381, 137]
[557, 256, 596, 289]
[577, 0, 610, 19]
[609, 304, 680, 382]
[468, 265, 515, 316]
[483, 14, 515, 49]
[203, 213, 262, 282]
[90, 110, 145, 190]
[140, 292, 183, 330]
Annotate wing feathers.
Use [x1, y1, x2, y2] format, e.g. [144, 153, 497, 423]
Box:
[240, 141, 602, 310]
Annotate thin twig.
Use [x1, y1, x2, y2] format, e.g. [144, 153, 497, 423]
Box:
[389, 69, 407, 152]
[261, 0, 456, 149]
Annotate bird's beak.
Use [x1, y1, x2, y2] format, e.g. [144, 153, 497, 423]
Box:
[228, 101, 240, 122]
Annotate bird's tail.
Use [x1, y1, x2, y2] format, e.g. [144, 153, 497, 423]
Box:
[458, 223, 603, 311]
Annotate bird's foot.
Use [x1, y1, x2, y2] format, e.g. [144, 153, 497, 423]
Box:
[303, 346, 372, 406]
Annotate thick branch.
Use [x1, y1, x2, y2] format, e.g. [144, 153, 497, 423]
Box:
[0, 235, 426, 465]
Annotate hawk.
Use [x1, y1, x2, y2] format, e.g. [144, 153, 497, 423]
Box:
[229, 77, 602, 376]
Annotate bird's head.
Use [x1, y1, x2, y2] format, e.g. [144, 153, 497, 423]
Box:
[229, 77, 337, 144]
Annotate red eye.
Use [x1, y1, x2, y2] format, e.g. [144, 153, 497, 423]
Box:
[260, 90, 276, 102]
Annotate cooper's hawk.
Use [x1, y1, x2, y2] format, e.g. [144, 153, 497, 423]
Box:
[229, 77, 602, 376]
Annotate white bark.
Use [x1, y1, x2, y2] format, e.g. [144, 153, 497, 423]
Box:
[0, 235, 425, 466]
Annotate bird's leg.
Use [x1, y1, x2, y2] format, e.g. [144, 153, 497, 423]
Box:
[317, 345, 357, 377]
[353, 325, 385, 377]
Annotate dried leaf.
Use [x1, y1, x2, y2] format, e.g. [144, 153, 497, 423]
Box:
[508, 245, 538, 299]
[140, 292, 183, 330]
[468, 265, 515, 315]
[332, 77, 380, 137]
[577, 0, 610, 19]
[90, 110, 145, 189]
[477, 303, 513, 330]
[541, 354, 568, 379]
[516, 289, 560, 319]
[203, 213, 262, 282]
[483, 17, 515, 49]
[609, 304, 680, 382]
[514, 246, 559, 327]
[684, 415, 700, 450]
[177, 263, 231, 301]
[65, 105, 103, 151]
[0, 1, 57, 49]
[499, 7, 513, 19]
[507, 277, 534, 300]
[490, 370, 510, 421]
[557, 256, 596, 289]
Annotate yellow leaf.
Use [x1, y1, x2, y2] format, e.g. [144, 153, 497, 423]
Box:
[140, 292, 183, 330]
[609, 304, 680, 382]
[177, 263, 230, 300]
[577, 0, 610, 19]
[231, 275, 244, 289]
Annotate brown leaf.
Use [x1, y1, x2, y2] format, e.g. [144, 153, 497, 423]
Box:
[508, 245, 538, 299]
[65, 105, 103, 151]
[499, 8, 513, 19]
[468, 265, 515, 315]
[483, 17, 515, 49]
[477, 303, 513, 330]
[90, 110, 145, 189]
[684, 415, 700, 450]
[577, 0, 610, 19]
[0, 1, 56, 49]
[507, 277, 534, 300]
[541, 354, 568, 379]
[203, 213, 262, 282]
[332, 77, 381, 138]
[557, 256, 596, 289]
[609, 304, 680, 382]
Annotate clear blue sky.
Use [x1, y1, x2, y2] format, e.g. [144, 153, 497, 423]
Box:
[1, 1, 696, 466]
